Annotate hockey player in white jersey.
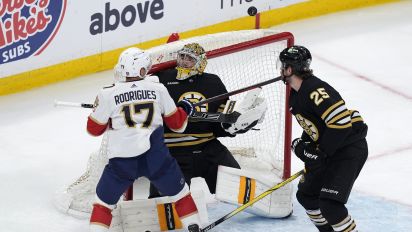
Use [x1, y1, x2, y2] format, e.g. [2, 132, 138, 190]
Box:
[87, 47, 201, 232]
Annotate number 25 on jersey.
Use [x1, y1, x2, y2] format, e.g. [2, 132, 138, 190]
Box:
[310, 88, 330, 106]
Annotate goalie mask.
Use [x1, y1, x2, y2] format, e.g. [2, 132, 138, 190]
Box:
[176, 43, 207, 80]
[117, 47, 152, 82]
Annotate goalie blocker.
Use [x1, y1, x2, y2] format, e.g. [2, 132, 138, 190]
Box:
[215, 165, 293, 218]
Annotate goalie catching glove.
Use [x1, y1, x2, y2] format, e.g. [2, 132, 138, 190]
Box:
[222, 88, 267, 134]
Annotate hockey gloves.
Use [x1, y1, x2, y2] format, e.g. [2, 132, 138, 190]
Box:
[177, 99, 195, 116]
[291, 138, 325, 170]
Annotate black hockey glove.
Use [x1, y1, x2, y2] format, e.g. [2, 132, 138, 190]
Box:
[177, 99, 195, 116]
[291, 138, 325, 170]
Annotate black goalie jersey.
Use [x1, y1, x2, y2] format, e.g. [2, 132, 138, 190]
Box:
[290, 75, 367, 157]
[156, 69, 233, 151]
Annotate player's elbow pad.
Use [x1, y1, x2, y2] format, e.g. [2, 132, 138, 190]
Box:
[87, 117, 108, 136]
[163, 108, 188, 133]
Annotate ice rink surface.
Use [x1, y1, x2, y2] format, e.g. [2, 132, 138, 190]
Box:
[1, 1, 412, 231]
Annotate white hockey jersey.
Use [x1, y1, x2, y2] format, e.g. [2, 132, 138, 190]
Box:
[88, 78, 181, 159]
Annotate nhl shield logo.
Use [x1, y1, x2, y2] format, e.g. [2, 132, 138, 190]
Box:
[0, 0, 67, 64]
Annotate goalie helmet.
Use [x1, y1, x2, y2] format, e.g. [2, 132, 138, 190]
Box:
[176, 43, 207, 80]
[279, 45, 312, 75]
[117, 47, 152, 81]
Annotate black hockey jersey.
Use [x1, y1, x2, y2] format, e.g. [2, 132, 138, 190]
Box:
[289, 75, 367, 157]
[156, 69, 232, 151]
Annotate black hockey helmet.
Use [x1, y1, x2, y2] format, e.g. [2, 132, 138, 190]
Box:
[279, 45, 312, 74]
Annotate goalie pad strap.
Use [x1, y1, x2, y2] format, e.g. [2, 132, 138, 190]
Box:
[156, 203, 183, 230]
[238, 176, 256, 204]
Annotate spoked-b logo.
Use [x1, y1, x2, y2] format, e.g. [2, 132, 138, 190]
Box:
[0, 0, 67, 64]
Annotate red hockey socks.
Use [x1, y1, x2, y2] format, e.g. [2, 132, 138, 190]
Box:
[90, 203, 113, 231]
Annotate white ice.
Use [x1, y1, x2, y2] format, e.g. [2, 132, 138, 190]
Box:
[1, 1, 412, 231]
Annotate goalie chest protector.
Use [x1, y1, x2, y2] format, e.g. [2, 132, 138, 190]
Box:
[156, 69, 232, 148]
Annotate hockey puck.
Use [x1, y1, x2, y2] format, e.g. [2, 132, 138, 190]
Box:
[248, 6, 257, 16]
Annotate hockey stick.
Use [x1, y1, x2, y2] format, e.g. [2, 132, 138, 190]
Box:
[54, 99, 239, 124]
[54, 99, 239, 123]
[192, 76, 282, 107]
[54, 100, 94, 108]
[189, 111, 240, 123]
[53, 76, 283, 120]
[200, 169, 304, 232]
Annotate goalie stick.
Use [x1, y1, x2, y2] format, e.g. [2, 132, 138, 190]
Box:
[200, 169, 304, 232]
[189, 76, 282, 123]
[193, 76, 282, 107]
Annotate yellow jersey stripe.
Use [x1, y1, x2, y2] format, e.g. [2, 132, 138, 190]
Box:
[321, 100, 345, 120]
[164, 133, 214, 138]
[327, 123, 352, 129]
[351, 117, 364, 123]
[166, 137, 215, 147]
[327, 110, 351, 125]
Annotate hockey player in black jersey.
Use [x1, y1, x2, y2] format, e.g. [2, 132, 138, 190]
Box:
[149, 43, 265, 198]
[279, 45, 368, 232]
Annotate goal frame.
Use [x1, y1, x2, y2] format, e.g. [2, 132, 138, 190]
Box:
[124, 32, 295, 200]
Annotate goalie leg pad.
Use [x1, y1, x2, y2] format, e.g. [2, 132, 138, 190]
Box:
[215, 165, 293, 218]
[115, 189, 208, 231]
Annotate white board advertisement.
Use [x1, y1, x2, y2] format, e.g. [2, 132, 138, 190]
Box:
[0, 0, 305, 78]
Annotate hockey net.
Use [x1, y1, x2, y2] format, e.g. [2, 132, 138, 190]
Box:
[54, 29, 293, 218]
